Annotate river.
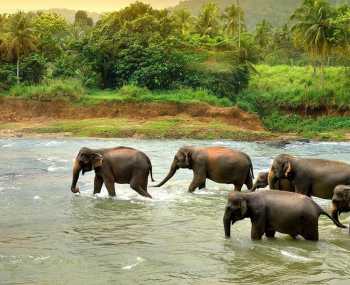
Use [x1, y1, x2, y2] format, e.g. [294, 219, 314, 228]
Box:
[0, 138, 349, 284]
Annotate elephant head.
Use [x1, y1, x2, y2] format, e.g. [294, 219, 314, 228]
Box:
[223, 192, 248, 238]
[154, 146, 193, 187]
[331, 185, 350, 227]
[70, 147, 103, 193]
[251, 171, 269, 191]
[271, 154, 295, 180]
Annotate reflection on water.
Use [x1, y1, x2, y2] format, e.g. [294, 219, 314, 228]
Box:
[0, 138, 350, 284]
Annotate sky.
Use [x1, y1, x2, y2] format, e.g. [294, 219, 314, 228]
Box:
[0, 0, 181, 13]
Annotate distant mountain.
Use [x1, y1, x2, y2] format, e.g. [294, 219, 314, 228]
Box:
[174, 0, 350, 30]
[40, 8, 101, 24]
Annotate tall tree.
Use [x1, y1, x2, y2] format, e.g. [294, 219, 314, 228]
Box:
[291, 0, 337, 83]
[6, 12, 37, 83]
[222, 3, 245, 38]
[195, 1, 220, 36]
[173, 8, 193, 36]
[255, 19, 273, 49]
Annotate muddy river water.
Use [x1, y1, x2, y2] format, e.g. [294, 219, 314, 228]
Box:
[0, 138, 349, 284]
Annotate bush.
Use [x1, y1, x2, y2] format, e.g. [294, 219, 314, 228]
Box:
[10, 79, 85, 101]
[0, 63, 16, 91]
[118, 85, 150, 97]
[21, 54, 47, 84]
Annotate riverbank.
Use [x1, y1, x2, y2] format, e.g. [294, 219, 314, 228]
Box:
[0, 97, 276, 140]
[1, 97, 348, 141]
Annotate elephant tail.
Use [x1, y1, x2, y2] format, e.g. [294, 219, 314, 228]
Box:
[146, 156, 155, 182]
[320, 210, 347, 229]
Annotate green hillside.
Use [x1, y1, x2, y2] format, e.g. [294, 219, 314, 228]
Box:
[174, 0, 350, 30]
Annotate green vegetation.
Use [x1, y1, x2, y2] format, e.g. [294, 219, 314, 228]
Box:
[84, 86, 232, 107]
[9, 79, 85, 101]
[21, 117, 271, 140]
[0, 1, 349, 140]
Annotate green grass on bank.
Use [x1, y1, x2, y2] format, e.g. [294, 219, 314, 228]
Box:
[22, 117, 272, 140]
[6, 80, 232, 107]
[238, 65, 350, 112]
[83, 85, 233, 107]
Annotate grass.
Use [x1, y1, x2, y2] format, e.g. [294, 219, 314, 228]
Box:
[83, 86, 233, 107]
[10, 79, 84, 101]
[239, 65, 350, 111]
[21, 117, 272, 140]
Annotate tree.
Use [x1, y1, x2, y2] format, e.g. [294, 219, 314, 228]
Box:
[222, 3, 245, 38]
[195, 1, 220, 37]
[291, 0, 337, 84]
[74, 10, 93, 27]
[5, 12, 37, 83]
[32, 12, 69, 60]
[255, 20, 273, 49]
[173, 8, 193, 36]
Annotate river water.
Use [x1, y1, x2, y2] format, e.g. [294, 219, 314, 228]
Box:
[0, 138, 349, 284]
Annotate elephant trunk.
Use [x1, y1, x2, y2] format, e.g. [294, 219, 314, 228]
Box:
[223, 210, 232, 238]
[71, 159, 81, 193]
[154, 160, 178, 187]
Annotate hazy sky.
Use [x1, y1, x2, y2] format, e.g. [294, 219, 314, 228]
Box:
[0, 0, 181, 12]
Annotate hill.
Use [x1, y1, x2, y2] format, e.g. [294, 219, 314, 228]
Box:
[174, 0, 350, 30]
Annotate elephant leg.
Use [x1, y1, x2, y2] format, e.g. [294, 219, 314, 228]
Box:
[251, 218, 266, 240]
[265, 229, 276, 238]
[199, 181, 206, 190]
[301, 230, 319, 241]
[234, 184, 243, 192]
[94, 175, 103, 195]
[188, 170, 206, 193]
[104, 179, 116, 197]
[245, 176, 253, 191]
[130, 174, 152, 198]
[301, 219, 319, 241]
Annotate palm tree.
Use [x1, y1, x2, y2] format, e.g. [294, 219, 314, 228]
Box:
[173, 8, 193, 36]
[222, 3, 245, 38]
[255, 19, 273, 49]
[195, 1, 220, 37]
[291, 0, 336, 85]
[6, 12, 37, 83]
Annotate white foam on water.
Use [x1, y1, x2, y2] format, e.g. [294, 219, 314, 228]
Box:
[122, 257, 145, 270]
[48, 165, 66, 172]
[33, 195, 41, 200]
[281, 250, 313, 262]
[2, 143, 14, 148]
[44, 141, 65, 147]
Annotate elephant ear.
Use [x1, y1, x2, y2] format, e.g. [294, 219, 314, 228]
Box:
[240, 199, 248, 217]
[283, 161, 292, 178]
[92, 153, 103, 169]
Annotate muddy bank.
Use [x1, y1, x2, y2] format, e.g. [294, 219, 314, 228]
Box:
[0, 98, 264, 132]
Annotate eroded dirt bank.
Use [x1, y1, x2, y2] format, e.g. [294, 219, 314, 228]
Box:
[0, 98, 264, 133]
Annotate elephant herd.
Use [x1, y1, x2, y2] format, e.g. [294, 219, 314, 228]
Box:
[70, 145, 350, 241]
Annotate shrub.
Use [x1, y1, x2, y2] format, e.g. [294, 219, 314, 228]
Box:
[118, 85, 150, 97]
[10, 79, 85, 101]
[0, 63, 16, 91]
[21, 54, 47, 84]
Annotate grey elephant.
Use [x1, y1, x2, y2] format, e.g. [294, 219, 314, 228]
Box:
[270, 154, 350, 199]
[155, 146, 254, 192]
[251, 170, 294, 192]
[331, 185, 350, 230]
[223, 190, 346, 240]
[71, 147, 154, 198]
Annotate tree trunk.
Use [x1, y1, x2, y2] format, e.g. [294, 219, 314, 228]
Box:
[16, 57, 20, 84]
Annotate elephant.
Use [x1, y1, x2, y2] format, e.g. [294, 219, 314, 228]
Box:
[223, 190, 346, 241]
[70, 146, 154, 198]
[331, 185, 350, 230]
[270, 154, 350, 199]
[251, 170, 294, 192]
[154, 146, 254, 192]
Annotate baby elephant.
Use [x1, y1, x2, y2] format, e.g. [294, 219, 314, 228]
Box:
[251, 171, 294, 192]
[331, 185, 350, 231]
[223, 190, 346, 241]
